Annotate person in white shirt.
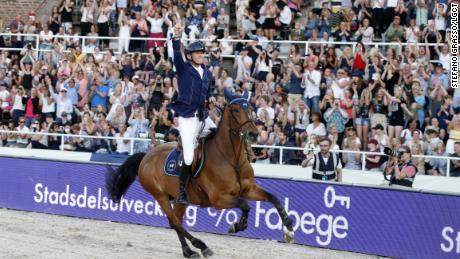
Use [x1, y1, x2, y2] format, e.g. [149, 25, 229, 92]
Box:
[279, 0, 292, 40]
[405, 18, 420, 43]
[146, 9, 165, 50]
[331, 69, 351, 99]
[302, 60, 321, 113]
[48, 83, 73, 123]
[235, 48, 253, 84]
[355, 18, 374, 42]
[433, 2, 447, 39]
[0, 83, 10, 115]
[15, 117, 30, 148]
[12, 87, 26, 126]
[118, 10, 131, 53]
[97, 0, 111, 47]
[39, 24, 54, 60]
[256, 95, 275, 121]
[114, 123, 132, 154]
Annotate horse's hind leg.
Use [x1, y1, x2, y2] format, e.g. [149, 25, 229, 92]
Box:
[242, 184, 295, 243]
[173, 203, 214, 257]
[156, 196, 203, 258]
[228, 199, 249, 234]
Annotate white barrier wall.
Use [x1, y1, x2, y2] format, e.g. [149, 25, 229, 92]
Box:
[1, 147, 459, 195]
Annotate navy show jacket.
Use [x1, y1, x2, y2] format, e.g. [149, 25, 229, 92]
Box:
[168, 38, 213, 120]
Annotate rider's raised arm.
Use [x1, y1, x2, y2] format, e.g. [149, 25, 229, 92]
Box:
[172, 25, 186, 74]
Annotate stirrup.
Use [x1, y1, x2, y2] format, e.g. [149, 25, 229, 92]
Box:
[176, 191, 188, 204]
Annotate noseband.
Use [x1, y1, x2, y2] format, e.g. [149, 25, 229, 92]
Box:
[228, 101, 253, 140]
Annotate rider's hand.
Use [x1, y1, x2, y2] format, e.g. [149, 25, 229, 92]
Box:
[209, 96, 216, 104]
[173, 23, 183, 38]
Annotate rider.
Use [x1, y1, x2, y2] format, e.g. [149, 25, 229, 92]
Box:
[169, 23, 217, 204]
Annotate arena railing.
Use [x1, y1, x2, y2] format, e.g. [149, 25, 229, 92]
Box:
[0, 129, 458, 177]
[0, 33, 443, 62]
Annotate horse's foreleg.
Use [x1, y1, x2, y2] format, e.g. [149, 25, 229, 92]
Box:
[228, 199, 250, 234]
[156, 196, 208, 258]
[172, 203, 198, 258]
[173, 202, 214, 258]
[242, 184, 295, 243]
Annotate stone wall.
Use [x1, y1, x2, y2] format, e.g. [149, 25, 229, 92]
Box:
[0, 0, 63, 27]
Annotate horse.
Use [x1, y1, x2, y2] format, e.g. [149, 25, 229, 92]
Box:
[106, 90, 294, 258]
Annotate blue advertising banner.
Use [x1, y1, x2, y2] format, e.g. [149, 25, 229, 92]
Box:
[0, 157, 459, 259]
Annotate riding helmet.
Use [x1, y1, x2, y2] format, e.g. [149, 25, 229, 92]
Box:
[186, 41, 205, 54]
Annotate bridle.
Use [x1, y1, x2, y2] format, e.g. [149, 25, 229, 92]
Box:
[216, 101, 255, 174]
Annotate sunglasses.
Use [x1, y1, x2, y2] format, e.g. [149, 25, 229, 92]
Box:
[19, 121, 25, 123]
[319, 144, 329, 147]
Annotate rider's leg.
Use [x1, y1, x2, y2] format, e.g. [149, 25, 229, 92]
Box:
[177, 117, 200, 204]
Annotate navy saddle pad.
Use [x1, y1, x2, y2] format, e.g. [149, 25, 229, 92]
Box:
[164, 148, 205, 178]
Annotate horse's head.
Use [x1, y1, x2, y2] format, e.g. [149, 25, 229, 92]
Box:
[224, 89, 258, 143]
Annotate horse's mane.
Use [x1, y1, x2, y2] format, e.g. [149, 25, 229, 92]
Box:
[203, 105, 226, 142]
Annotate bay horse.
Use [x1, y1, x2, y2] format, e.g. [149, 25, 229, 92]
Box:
[106, 90, 294, 258]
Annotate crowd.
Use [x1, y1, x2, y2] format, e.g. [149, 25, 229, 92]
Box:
[0, 0, 458, 176]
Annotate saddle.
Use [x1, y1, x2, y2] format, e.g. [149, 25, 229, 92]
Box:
[164, 137, 206, 178]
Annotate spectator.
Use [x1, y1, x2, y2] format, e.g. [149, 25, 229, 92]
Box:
[447, 115, 460, 154]
[80, 0, 95, 36]
[411, 142, 426, 175]
[24, 88, 40, 127]
[324, 99, 348, 147]
[96, 120, 115, 153]
[294, 100, 308, 148]
[91, 76, 109, 112]
[372, 123, 390, 150]
[60, 0, 74, 32]
[128, 107, 149, 153]
[48, 81, 73, 123]
[365, 139, 382, 171]
[114, 123, 131, 155]
[118, 10, 131, 53]
[146, 8, 165, 50]
[355, 17, 374, 42]
[272, 130, 297, 165]
[14, 117, 30, 148]
[385, 15, 405, 42]
[450, 142, 460, 177]
[97, 0, 111, 48]
[28, 120, 48, 149]
[342, 138, 362, 170]
[11, 86, 27, 126]
[428, 142, 448, 176]
[129, 11, 149, 52]
[302, 60, 321, 113]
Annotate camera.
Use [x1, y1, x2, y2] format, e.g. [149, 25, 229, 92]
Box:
[27, 43, 32, 50]
[383, 146, 402, 158]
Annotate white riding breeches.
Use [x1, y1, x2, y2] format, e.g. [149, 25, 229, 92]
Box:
[178, 116, 217, 165]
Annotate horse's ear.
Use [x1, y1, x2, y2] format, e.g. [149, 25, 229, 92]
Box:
[224, 89, 234, 102]
[242, 90, 250, 100]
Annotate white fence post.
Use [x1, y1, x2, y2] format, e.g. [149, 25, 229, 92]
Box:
[446, 158, 451, 177]
[129, 140, 134, 155]
[362, 152, 366, 171]
[35, 34, 40, 58]
[279, 147, 283, 164]
[60, 134, 65, 151]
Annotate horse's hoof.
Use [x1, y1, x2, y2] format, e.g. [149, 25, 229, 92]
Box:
[283, 227, 295, 244]
[183, 247, 200, 258]
[201, 248, 214, 257]
[228, 223, 237, 233]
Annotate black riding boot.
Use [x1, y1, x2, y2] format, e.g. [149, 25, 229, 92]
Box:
[177, 164, 191, 204]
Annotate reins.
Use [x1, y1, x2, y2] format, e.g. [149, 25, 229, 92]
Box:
[215, 107, 253, 175]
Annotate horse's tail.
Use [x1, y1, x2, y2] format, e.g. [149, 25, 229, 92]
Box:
[106, 152, 146, 203]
